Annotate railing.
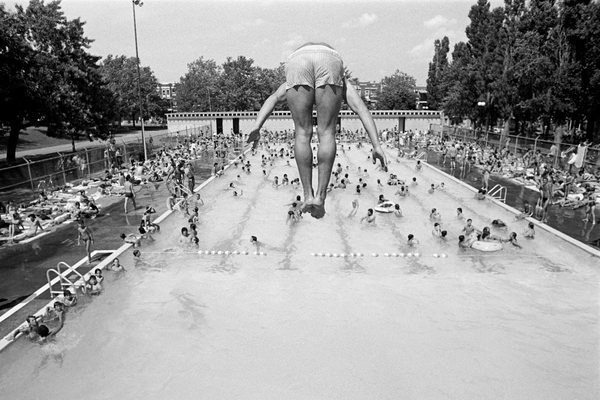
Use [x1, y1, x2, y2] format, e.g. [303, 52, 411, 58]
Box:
[488, 184, 507, 203]
[46, 261, 86, 297]
[0, 128, 246, 204]
[430, 124, 600, 171]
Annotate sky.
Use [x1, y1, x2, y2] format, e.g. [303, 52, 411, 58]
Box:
[4, 0, 505, 85]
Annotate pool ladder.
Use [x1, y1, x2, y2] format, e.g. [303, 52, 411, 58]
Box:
[488, 184, 507, 203]
[415, 151, 427, 161]
[46, 261, 85, 297]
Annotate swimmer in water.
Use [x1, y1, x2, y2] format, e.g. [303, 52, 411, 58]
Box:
[36, 320, 64, 343]
[393, 204, 403, 217]
[247, 42, 387, 219]
[407, 234, 419, 246]
[456, 207, 464, 220]
[523, 222, 535, 239]
[250, 235, 262, 252]
[432, 222, 442, 237]
[348, 198, 359, 217]
[8, 315, 42, 341]
[462, 218, 478, 237]
[458, 234, 475, 249]
[360, 208, 376, 224]
[429, 208, 441, 220]
[502, 231, 522, 248]
[84, 275, 102, 295]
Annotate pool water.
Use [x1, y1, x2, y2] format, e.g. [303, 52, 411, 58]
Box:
[0, 145, 598, 399]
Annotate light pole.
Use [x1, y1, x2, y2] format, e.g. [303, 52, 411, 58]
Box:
[132, 0, 147, 161]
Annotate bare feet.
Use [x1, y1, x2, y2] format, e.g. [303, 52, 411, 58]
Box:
[302, 197, 326, 219]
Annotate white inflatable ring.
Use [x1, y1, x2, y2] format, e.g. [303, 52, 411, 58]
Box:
[374, 200, 396, 213]
[472, 241, 503, 252]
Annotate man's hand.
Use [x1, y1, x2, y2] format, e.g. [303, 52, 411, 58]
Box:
[246, 128, 261, 144]
[372, 146, 388, 172]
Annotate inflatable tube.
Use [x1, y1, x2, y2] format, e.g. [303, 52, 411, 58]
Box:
[54, 213, 70, 224]
[374, 201, 396, 213]
[567, 193, 584, 201]
[472, 241, 503, 252]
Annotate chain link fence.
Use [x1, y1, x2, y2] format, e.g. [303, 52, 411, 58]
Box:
[0, 127, 246, 203]
[430, 124, 600, 173]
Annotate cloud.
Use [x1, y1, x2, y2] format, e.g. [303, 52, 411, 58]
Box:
[342, 13, 378, 29]
[423, 15, 456, 29]
[409, 28, 457, 57]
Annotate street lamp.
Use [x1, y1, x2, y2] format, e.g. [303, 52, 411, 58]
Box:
[132, 0, 147, 160]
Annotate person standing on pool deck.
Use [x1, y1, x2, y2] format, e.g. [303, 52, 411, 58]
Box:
[123, 175, 137, 214]
[247, 42, 387, 219]
[76, 219, 94, 264]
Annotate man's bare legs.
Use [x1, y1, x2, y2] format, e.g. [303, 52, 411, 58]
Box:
[286, 86, 316, 210]
[310, 85, 343, 218]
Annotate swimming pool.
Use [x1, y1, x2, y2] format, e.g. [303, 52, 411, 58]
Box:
[0, 144, 598, 399]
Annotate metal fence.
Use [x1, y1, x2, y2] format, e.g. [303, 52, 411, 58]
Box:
[430, 124, 600, 172]
[0, 127, 245, 203]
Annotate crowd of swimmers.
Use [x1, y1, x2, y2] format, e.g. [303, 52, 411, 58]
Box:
[6, 258, 125, 345]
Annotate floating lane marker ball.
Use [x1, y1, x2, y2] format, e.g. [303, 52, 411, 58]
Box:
[406, 253, 413, 257]
[391, 253, 398, 257]
[217, 251, 223, 255]
[398, 253, 405, 257]
[310, 252, 316, 257]
[340, 253, 346, 257]
[198, 250, 204, 255]
[358, 253, 364, 257]
[413, 253, 420, 257]
[210, 250, 216, 255]
[433, 253, 439, 258]
[224, 251, 230, 255]
[260, 252, 266, 256]
[383, 253, 390, 257]
[316, 253, 323, 257]
[232, 250, 239, 255]
[254, 251, 259, 255]
[441, 254, 448, 258]
[372, 253, 378, 257]
[324, 253, 331, 257]
[241, 251, 248, 255]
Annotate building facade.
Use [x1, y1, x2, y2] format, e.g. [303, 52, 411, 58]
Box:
[166, 110, 442, 137]
[157, 82, 178, 112]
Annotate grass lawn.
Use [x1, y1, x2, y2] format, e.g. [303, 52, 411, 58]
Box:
[0, 127, 85, 152]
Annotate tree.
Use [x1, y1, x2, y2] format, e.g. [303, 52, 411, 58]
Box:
[559, 0, 600, 141]
[99, 55, 162, 126]
[426, 36, 450, 110]
[442, 42, 478, 124]
[216, 56, 260, 112]
[377, 70, 417, 110]
[0, 0, 113, 162]
[176, 57, 220, 112]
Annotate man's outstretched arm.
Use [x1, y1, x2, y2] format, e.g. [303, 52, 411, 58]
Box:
[247, 83, 287, 143]
[344, 79, 387, 169]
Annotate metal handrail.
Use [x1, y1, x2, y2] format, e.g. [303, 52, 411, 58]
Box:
[46, 261, 86, 297]
[488, 184, 507, 203]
